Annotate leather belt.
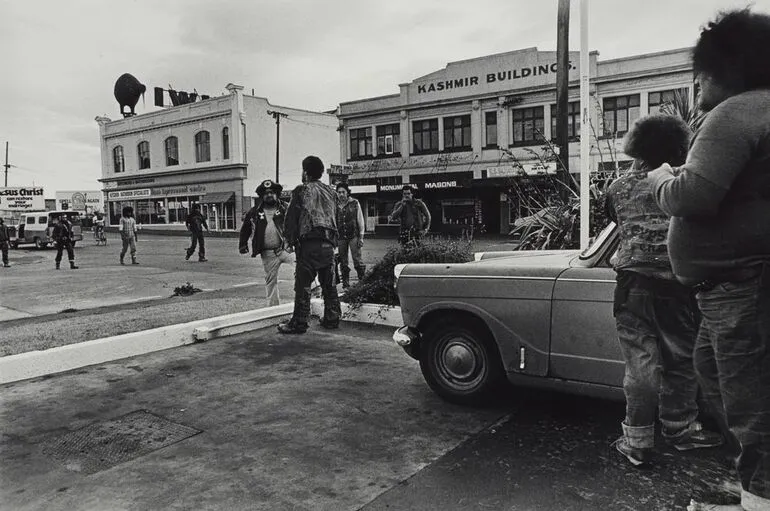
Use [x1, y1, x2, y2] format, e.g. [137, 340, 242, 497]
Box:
[691, 265, 764, 292]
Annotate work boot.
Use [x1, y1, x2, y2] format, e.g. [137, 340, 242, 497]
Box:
[664, 421, 723, 451]
[355, 265, 367, 281]
[55, 262, 60, 270]
[131, 258, 139, 265]
[612, 436, 652, 467]
[69, 261, 79, 270]
[3, 263, 9, 268]
[185, 249, 193, 261]
[277, 320, 307, 334]
[198, 257, 208, 262]
[120, 257, 125, 265]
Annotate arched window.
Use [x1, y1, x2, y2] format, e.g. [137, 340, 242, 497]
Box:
[113, 146, 125, 173]
[137, 141, 150, 169]
[165, 136, 179, 166]
[194, 131, 210, 162]
[222, 127, 230, 160]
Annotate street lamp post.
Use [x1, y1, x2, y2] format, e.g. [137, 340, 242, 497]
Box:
[267, 110, 288, 182]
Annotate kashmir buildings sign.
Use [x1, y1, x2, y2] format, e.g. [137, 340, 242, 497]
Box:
[406, 48, 584, 104]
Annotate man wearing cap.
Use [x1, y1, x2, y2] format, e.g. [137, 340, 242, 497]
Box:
[239, 179, 292, 307]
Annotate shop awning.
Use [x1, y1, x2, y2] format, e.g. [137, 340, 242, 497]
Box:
[202, 192, 235, 203]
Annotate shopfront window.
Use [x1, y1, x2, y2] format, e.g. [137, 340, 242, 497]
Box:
[167, 196, 200, 224]
[441, 199, 475, 225]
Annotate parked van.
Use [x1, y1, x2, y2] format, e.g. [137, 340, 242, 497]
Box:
[13, 211, 83, 249]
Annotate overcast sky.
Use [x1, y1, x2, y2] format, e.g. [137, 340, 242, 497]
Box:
[2, 0, 767, 197]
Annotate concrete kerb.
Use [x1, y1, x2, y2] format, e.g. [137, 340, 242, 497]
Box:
[0, 300, 402, 385]
[0, 304, 294, 385]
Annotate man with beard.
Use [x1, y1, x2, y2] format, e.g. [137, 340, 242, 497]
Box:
[239, 179, 293, 307]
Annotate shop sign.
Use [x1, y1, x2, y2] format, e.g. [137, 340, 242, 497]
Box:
[56, 190, 103, 213]
[378, 184, 404, 192]
[0, 187, 45, 211]
[522, 162, 557, 175]
[486, 165, 520, 178]
[422, 180, 459, 189]
[107, 189, 151, 200]
[328, 164, 353, 176]
[349, 185, 377, 194]
[151, 184, 207, 196]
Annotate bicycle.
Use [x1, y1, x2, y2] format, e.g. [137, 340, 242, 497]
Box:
[93, 225, 107, 246]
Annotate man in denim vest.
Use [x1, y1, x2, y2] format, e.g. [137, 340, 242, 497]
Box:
[278, 156, 341, 334]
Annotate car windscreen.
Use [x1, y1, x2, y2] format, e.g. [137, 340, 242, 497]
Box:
[578, 221, 616, 260]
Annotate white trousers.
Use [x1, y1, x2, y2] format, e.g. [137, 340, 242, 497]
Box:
[260, 249, 294, 306]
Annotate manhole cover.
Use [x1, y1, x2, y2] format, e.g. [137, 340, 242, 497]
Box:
[39, 410, 201, 474]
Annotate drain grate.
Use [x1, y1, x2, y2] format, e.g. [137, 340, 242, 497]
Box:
[39, 410, 201, 474]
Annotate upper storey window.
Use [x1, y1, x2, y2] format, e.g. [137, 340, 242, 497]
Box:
[195, 131, 210, 162]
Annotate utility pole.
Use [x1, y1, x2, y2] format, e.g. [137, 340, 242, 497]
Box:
[266, 110, 288, 182]
[4, 141, 9, 187]
[556, 0, 573, 197]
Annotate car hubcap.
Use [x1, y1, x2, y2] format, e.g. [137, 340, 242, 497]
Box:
[436, 334, 486, 391]
[443, 342, 477, 379]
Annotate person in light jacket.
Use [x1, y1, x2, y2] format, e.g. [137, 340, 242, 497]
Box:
[118, 206, 139, 265]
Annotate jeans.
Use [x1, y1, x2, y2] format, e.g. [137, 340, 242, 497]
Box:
[614, 271, 701, 448]
[289, 239, 340, 328]
[187, 231, 205, 258]
[260, 249, 294, 307]
[120, 236, 137, 261]
[338, 237, 365, 276]
[694, 263, 770, 503]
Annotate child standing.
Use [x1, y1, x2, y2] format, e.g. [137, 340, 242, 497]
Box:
[606, 114, 722, 466]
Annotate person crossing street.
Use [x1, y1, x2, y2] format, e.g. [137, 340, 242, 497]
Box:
[52, 215, 78, 270]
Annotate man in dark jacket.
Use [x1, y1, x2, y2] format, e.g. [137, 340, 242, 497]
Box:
[278, 155, 341, 334]
[52, 216, 78, 270]
[0, 218, 10, 267]
[388, 185, 431, 246]
[185, 204, 209, 262]
[239, 179, 293, 306]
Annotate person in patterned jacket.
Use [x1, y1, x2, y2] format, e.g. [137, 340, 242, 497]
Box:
[606, 114, 722, 467]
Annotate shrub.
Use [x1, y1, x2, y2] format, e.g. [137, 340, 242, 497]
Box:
[342, 236, 474, 307]
[173, 282, 202, 296]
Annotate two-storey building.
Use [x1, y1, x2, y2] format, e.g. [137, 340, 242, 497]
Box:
[336, 47, 694, 235]
[96, 83, 339, 232]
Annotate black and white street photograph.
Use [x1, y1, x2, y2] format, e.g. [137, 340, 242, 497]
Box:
[2, 1, 770, 510]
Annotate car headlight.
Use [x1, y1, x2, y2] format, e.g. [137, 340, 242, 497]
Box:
[393, 263, 407, 290]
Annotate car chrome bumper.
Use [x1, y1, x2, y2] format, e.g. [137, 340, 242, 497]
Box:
[393, 326, 421, 359]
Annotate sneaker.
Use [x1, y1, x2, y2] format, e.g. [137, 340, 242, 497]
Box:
[277, 321, 307, 334]
[612, 436, 652, 467]
[319, 319, 339, 329]
[665, 421, 723, 452]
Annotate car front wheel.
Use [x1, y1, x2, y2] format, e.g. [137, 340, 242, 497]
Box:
[419, 319, 505, 406]
[34, 237, 46, 249]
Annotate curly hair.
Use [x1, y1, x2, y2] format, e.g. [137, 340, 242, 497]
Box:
[622, 114, 692, 168]
[302, 155, 325, 180]
[335, 182, 350, 193]
[693, 8, 770, 91]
